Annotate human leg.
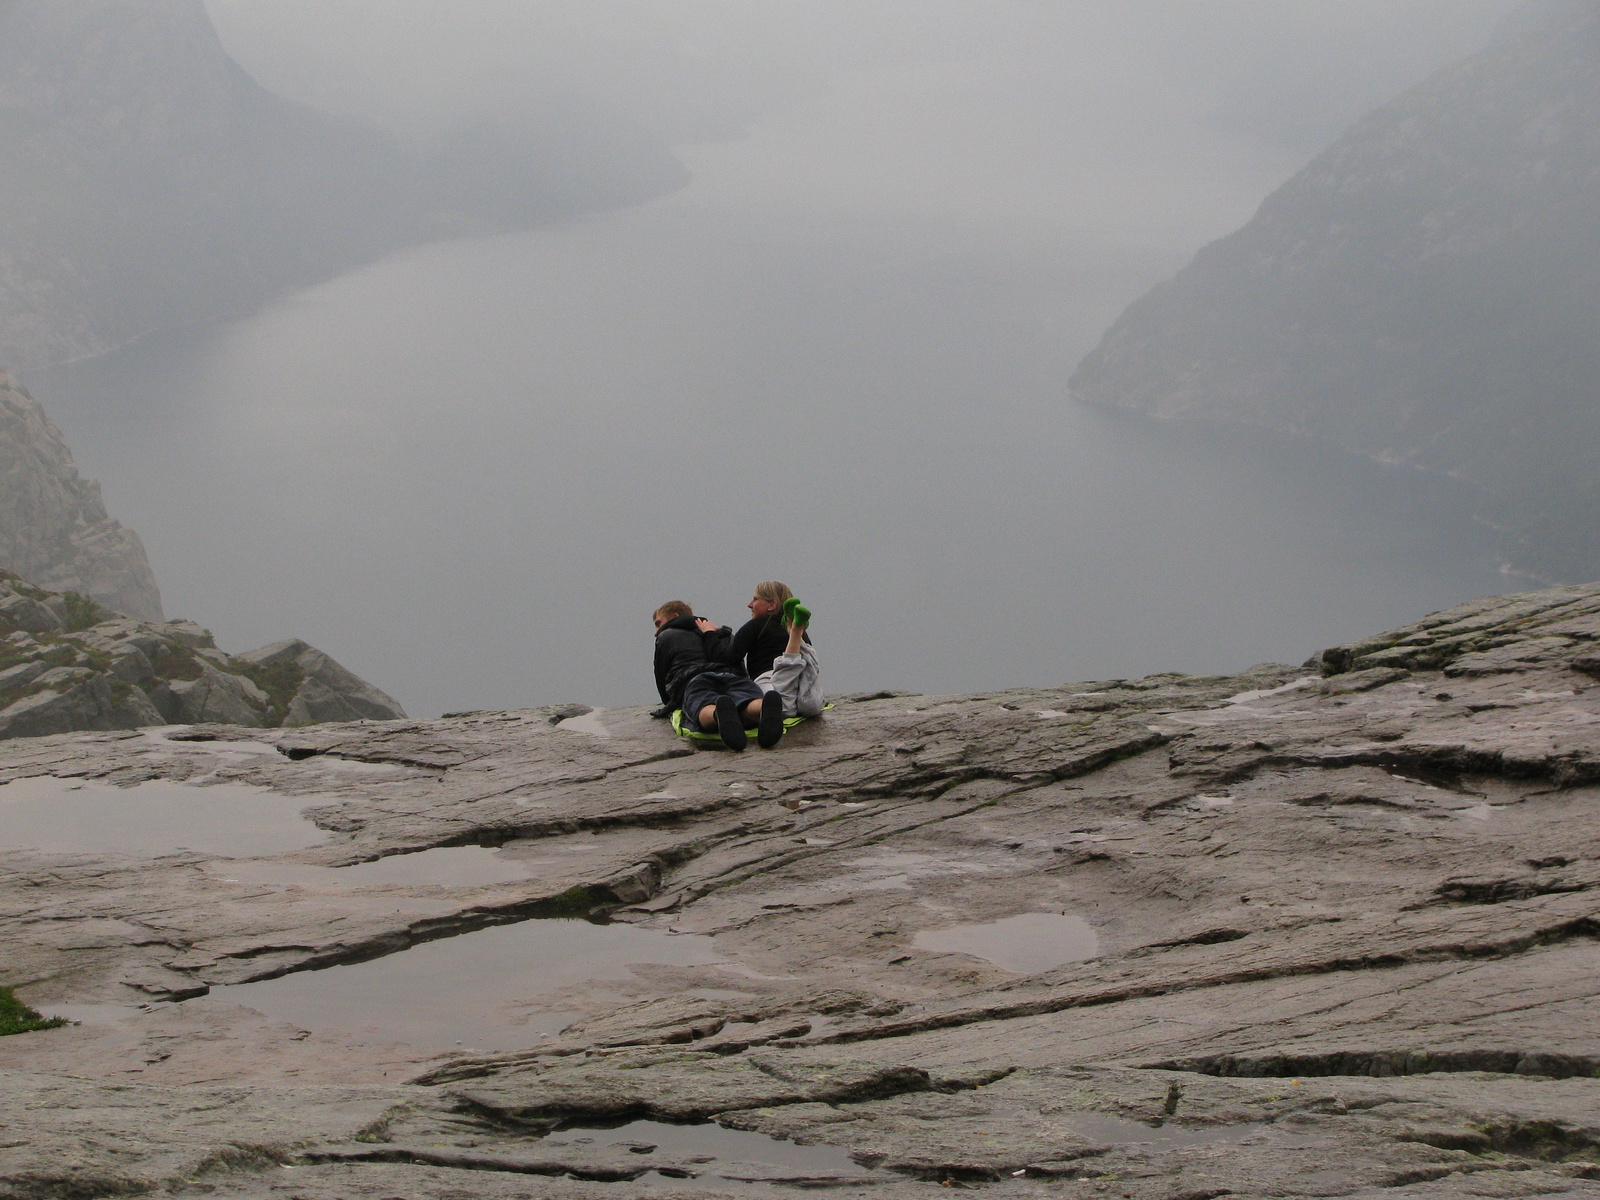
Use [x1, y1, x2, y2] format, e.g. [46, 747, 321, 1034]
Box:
[765, 600, 822, 718]
[756, 689, 785, 748]
[714, 695, 746, 751]
[682, 673, 740, 731]
[771, 643, 824, 718]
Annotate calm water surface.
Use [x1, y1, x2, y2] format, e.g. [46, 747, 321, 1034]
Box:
[29, 198, 1517, 716]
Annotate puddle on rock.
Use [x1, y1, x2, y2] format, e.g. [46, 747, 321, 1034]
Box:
[547, 1120, 878, 1188]
[0, 777, 326, 858]
[209, 845, 542, 889]
[202, 919, 723, 1050]
[913, 912, 1098, 973]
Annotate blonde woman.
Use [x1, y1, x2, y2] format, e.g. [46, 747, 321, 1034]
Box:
[724, 581, 823, 723]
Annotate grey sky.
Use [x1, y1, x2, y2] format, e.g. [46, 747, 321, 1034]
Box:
[205, 3, 1517, 158]
[202, 1, 1520, 278]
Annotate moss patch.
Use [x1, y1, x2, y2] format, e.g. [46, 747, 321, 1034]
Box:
[149, 641, 205, 682]
[234, 660, 306, 727]
[0, 986, 66, 1036]
[59, 592, 104, 633]
[531, 885, 611, 918]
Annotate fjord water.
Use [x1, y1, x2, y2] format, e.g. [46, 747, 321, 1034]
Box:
[30, 174, 1514, 718]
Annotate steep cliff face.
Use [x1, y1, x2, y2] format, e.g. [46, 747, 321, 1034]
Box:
[0, 0, 687, 371]
[0, 368, 160, 620]
[1070, 1, 1600, 577]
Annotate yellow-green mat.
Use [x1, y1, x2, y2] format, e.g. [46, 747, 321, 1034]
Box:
[671, 704, 831, 745]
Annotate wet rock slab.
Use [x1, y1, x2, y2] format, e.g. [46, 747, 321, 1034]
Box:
[9, 584, 1600, 1196]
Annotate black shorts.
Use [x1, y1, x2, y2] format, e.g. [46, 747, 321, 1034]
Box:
[681, 672, 764, 729]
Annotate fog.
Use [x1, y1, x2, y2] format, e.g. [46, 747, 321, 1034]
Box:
[35, 1, 1526, 715]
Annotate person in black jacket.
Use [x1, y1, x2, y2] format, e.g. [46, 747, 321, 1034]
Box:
[652, 600, 784, 751]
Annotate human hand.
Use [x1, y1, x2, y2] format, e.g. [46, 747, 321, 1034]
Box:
[694, 618, 717, 634]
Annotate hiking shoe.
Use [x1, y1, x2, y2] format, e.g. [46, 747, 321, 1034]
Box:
[715, 695, 746, 751]
[757, 691, 786, 748]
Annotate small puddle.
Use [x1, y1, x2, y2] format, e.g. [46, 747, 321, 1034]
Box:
[556, 708, 610, 737]
[547, 1119, 878, 1188]
[913, 912, 1098, 973]
[209, 845, 541, 889]
[0, 777, 326, 858]
[202, 919, 723, 1050]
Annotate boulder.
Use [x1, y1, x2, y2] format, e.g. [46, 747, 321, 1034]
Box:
[234, 639, 406, 726]
[0, 675, 163, 738]
[164, 662, 268, 727]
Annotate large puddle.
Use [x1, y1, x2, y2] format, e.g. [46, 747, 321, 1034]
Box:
[209, 845, 542, 889]
[547, 1119, 878, 1188]
[913, 912, 1099, 974]
[204, 919, 723, 1050]
[0, 776, 325, 858]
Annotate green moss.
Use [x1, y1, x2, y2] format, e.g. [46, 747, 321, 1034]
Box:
[149, 642, 204, 682]
[233, 660, 307, 728]
[59, 592, 104, 633]
[532, 885, 609, 918]
[0, 986, 66, 1036]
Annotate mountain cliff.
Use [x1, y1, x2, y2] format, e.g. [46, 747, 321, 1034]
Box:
[0, 367, 160, 620]
[1070, 0, 1600, 579]
[0, 0, 688, 371]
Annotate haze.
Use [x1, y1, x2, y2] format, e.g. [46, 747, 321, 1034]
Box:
[34, 0, 1525, 716]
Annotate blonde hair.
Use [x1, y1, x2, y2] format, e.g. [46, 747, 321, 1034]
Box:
[653, 600, 693, 623]
[753, 580, 794, 627]
[753, 581, 793, 611]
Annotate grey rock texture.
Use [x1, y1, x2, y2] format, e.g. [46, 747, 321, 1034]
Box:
[0, 369, 161, 620]
[0, 571, 402, 739]
[1071, 1, 1600, 579]
[234, 639, 409, 726]
[0, 0, 687, 372]
[7, 582, 1600, 1196]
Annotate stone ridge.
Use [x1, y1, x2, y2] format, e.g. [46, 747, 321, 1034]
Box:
[0, 569, 403, 738]
[0, 368, 161, 621]
[6, 581, 1600, 1196]
[1070, 0, 1600, 578]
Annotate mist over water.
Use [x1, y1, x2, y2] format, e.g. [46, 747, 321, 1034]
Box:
[31, 197, 1513, 717]
[26, 3, 1525, 716]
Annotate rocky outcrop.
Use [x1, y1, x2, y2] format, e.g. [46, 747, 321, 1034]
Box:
[5, 582, 1600, 1195]
[0, 571, 402, 737]
[0, 368, 162, 620]
[232, 640, 408, 726]
[1071, 0, 1600, 579]
[0, 0, 687, 372]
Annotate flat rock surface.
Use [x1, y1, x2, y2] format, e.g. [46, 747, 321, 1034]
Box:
[9, 583, 1600, 1197]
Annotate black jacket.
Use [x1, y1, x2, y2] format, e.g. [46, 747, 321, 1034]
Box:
[654, 615, 736, 709]
[729, 614, 808, 680]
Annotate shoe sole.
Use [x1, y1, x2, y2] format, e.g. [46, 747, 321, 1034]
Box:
[715, 696, 746, 751]
[757, 691, 785, 748]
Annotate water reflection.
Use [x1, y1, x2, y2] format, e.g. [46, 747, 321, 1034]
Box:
[914, 912, 1098, 973]
[203, 918, 723, 1050]
[0, 776, 324, 859]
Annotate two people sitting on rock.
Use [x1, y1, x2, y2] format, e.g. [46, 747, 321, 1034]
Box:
[651, 580, 822, 751]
